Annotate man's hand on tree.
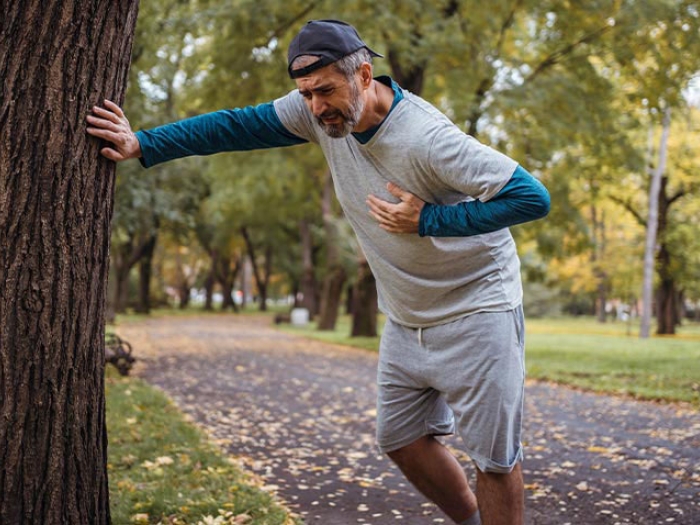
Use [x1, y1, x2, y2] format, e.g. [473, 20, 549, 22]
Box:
[86, 100, 141, 161]
[367, 182, 425, 234]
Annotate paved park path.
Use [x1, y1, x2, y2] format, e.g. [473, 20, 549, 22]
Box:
[118, 315, 700, 525]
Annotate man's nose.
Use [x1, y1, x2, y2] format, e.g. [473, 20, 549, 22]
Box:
[311, 96, 327, 116]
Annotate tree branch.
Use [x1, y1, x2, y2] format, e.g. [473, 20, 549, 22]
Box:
[467, 0, 523, 136]
[268, 1, 324, 41]
[524, 24, 613, 84]
[609, 195, 646, 227]
[667, 188, 687, 207]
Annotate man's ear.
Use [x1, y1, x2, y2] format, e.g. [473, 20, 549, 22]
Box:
[359, 62, 373, 89]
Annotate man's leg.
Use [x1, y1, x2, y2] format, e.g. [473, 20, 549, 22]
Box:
[387, 435, 479, 524]
[475, 463, 524, 525]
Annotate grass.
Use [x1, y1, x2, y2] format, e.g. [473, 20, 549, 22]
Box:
[280, 314, 700, 408]
[106, 368, 298, 525]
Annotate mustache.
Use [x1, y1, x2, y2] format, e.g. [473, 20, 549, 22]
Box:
[318, 109, 343, 120]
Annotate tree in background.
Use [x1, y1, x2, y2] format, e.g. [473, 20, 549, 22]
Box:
[109, 0, 700, 333]
[0, 1, 139, 523]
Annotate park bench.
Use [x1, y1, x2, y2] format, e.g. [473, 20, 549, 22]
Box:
[105, 333, 136, 376]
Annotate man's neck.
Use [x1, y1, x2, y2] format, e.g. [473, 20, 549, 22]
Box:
[354, 79, 395, 133]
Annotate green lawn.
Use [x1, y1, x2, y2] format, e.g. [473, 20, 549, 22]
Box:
[281, 315, 700, 407]
[106, 369, 298, 525]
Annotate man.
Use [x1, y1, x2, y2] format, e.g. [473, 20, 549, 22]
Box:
[87, 20, 550, 525]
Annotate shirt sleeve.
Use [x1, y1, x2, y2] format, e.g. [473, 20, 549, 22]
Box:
[427, 123, 518, 202]
[272, 90, 320, 143]
[418, 165, 551, 237]
[135, 100, 308, 168]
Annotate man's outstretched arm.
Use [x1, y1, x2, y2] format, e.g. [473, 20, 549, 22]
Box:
[86, 100, 307, 167]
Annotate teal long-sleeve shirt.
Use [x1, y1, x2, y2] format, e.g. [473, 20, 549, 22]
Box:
[135, 91, 549, 236]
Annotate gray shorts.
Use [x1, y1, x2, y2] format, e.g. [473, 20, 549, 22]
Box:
[376, 306, 525, 473]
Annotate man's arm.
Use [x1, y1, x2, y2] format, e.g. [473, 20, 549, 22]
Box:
[366, 166, 550, 235]
[86, 100, 307, 166]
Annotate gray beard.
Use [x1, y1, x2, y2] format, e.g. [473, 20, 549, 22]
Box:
[317, 83, 365, 138]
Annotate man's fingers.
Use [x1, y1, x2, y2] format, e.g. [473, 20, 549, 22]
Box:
[367, 195, 394, 213]
[387, 181, 413, 201]
[366, 197, 395, 221]
[91, 105, 123, 125]
[100, 147, 125, 162]
[103, 99, 125, 118]
[86, 115, 121, 133]
[87, 127, 122, 145]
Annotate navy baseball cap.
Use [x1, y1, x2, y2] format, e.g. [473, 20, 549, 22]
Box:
[287, 20, 383, 79]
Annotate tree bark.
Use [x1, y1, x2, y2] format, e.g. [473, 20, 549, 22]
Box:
[298, 219, 318, 318]
[0, 2, 139, 524]
[134, 234, 157, 314]
[241, 227, 271, 312]
[640, 108, 670, 338]
[217, 255, 240, 312]
[351, 260, 378, 337]
[203, 268, 215, 311]
[590, 203, 608, 323]
[318, 171, 346, 330]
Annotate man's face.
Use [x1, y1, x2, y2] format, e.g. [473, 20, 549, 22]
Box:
[294, 65, 365, 138]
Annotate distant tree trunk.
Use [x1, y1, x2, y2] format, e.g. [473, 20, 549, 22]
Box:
[177, 284, 190, 309]
[217, 255, 240, 312]
[298, 219, 318, 318]
[351, 260, 378, 337]
[203, 268, 215, 311]
[656, 241, 679, 334]
[590, 203, 607, 323]
[260, 245, 273, 311]
[134, 233, 157, 314]
[641, 108, 670, 338]
[241, 227, 271, 312]
[112, 233, 154, 313]
[346, 284, 354, 314]
[318, 172, 347, 330]
[0, 2, 139, 524]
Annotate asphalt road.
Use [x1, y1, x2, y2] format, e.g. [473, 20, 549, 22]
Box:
[118, 315, 700, 525]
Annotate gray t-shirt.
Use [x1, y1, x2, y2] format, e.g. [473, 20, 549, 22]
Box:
[274, 88, 522, 328]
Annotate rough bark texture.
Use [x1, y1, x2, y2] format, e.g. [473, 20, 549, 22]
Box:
[0, 1, 139, 524]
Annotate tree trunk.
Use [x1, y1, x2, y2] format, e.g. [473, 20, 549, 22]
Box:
[640, 108, 670, 338]
[656, 242, 678, 335]
[178, 284, 190, 309]
[241, 227, 271, 312]
[591, 203, 607, 323]
[351, 259, 378, 337]
[318, 171, 347, 330]
[134, 234, 156, 314]
[298, 219, 318, 318]
[215, 255, 240, 312]
[0, 2, 139, 524]
[318, 266, 347, 330]
[203, 269, 215, 311]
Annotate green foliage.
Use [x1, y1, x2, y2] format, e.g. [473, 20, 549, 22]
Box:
[106, 370, 297, 524]
[115, 0, 700, 316]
